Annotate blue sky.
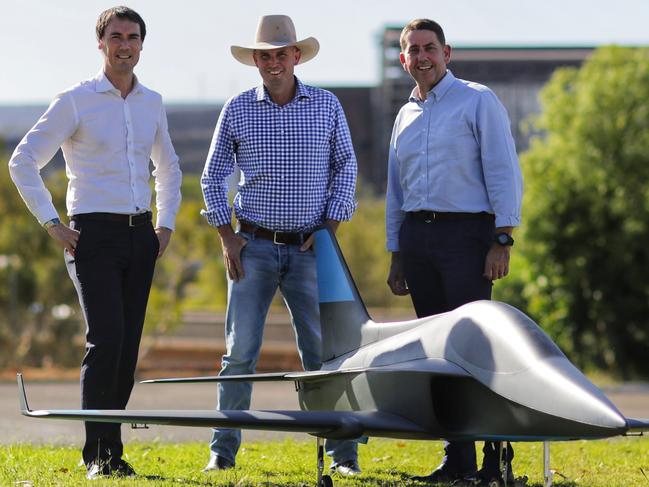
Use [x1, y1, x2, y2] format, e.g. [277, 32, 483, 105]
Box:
[2, 0, 648, 103]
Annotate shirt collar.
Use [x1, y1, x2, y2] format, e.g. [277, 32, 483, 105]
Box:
[94, 70, 143, 95]
[255, 76, 311, 104]
[409, 69, 456, 103]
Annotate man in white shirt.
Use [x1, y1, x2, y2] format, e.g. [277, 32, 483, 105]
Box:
[8, 6, 182, 480]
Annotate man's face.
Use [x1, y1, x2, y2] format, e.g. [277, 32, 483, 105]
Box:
[253, 46, 301, 89]
[98, 17, 142, 76]
[400, 29, 450, 91]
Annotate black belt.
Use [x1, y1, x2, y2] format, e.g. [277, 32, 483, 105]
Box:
[239, 222, 311, 245]
[71, 212, 152, 227]
[407, 211, 492, 223]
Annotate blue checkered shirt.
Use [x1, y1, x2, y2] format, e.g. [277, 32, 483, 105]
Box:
[201, 78, 357, 231]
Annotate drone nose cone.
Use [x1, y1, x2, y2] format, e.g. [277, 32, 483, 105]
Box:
[445, 302, 627, 434]
[555, 359, 627, 431]
[575, 382, 627, 431]
[494, 356, 627, 435]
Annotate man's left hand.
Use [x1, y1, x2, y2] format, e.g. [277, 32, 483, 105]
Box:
[155, 227, 173, 258]
[483, 244, 510, 281]
[300, 220, 340, 252]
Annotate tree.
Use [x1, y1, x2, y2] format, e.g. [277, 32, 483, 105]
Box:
[520, 46, 649, 378]
[0, 163, 81, 368]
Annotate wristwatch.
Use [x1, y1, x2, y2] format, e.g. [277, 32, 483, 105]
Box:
[494, 232, 514, 246]
[43, 217, 61, 229]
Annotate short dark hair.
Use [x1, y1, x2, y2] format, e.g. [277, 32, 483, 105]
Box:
[400, 19, 445, 51]
[96, 6, 146, 41]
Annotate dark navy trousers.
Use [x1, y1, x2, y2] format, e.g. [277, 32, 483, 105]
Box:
[399, 212, 496, 476]
[65, 217, 159, 467]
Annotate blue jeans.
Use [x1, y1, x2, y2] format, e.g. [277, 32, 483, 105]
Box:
[209, 232, 358, 466]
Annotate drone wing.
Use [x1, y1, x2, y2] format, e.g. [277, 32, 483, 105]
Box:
[17, 374, 424, 439]
[140, 358, 470, 384]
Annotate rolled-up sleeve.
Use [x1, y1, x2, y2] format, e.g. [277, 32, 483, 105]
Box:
[326, 100, 357, 221]
[8, 93, 78, 224]
[151, 102, 182, 230]
[476, 90, 523, 228]
[200, 100, 236, 227]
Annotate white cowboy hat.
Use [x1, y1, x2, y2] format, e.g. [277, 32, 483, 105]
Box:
[231, 15, 320, 66]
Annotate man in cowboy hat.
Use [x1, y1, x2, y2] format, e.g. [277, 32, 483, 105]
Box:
[200, 15, 360, 475]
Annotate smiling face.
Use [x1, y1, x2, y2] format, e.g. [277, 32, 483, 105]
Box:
[98, 17, 142, 79]
[400, 29, 450, 97]
[253, 46, 301, 91]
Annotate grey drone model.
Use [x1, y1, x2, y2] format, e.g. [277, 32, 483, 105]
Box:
[18, 226, 649, 486]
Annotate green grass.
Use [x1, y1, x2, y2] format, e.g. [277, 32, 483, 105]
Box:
[2, 437, 649, 486]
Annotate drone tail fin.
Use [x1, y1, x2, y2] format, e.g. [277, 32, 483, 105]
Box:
[314, 227, 373, 361]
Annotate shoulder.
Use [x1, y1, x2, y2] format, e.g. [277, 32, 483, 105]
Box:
[57, 77, 93, 100]
[137, 82, 163, 102]
[394, 99, 420, 126]
[303, 85, 341, 105]
[223, 87, 257, 111]
[453, 78, 500, 103]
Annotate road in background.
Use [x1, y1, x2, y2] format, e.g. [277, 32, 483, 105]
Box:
[1, 379, 299, 445]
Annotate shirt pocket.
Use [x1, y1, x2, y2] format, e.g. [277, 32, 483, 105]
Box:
[431, 121, 477, 162]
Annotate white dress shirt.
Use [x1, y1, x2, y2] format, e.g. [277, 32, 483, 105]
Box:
[386, 70, 523, 252]
[8, 71, 182, 230]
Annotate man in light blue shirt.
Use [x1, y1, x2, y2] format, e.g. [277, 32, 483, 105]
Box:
[385, 18, 523, 485]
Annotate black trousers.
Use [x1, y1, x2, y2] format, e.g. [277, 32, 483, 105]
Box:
[400, 212, 507, 476]
[65, 216, 159, 467]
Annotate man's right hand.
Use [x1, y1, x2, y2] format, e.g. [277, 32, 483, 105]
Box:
[387, 252, 409, 296]
[46, 223, 80, 256]
[218, 225, 248, 282]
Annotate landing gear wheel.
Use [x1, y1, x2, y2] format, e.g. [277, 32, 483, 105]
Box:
[319, 474, 333, 487]
[315, 437, 333, 487]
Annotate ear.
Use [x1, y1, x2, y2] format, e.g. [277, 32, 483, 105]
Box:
[294, 47, 302, 65]
[399, 52, 406, 69]
[443, 44, 451, 64]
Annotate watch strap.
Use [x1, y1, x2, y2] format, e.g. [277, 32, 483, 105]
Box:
[43, 217, 61, 229]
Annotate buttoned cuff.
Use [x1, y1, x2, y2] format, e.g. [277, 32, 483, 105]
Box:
[495, 215, 521, 228]
[201, 207, 232, 228]
[156, 212, 177, 231]
[326, 199, 357, 222]
[34, 203, 59, 226]
[386, 237, 400, 253]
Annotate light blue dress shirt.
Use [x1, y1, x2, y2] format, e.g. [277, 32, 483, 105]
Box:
[385, 70, 523, 252]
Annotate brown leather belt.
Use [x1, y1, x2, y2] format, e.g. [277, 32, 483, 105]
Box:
[239, 222, 312, 245]
[71, 211, 152, 227]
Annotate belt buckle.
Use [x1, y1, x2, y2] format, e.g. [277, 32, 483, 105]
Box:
[128, 214, 135, 227]
[424, 211, 435, 224]
[273, 232, 286, 245]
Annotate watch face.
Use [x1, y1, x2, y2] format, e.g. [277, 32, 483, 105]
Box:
[496, 233, 514, 246]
